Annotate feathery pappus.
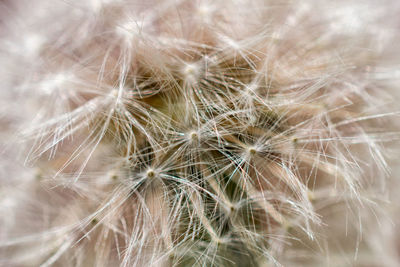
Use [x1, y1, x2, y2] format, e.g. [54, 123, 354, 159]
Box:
[1, 0, 400, 266]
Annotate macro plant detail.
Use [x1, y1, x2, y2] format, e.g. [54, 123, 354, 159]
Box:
[1, 0, 400, 266]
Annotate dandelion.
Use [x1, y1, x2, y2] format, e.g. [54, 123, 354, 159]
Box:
[1, 0, 400, 266]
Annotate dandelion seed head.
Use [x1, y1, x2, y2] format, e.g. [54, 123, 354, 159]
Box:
[1, 0, 400, 266]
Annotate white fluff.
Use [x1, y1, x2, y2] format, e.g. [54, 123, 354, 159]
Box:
[1, 0, 400, 266]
